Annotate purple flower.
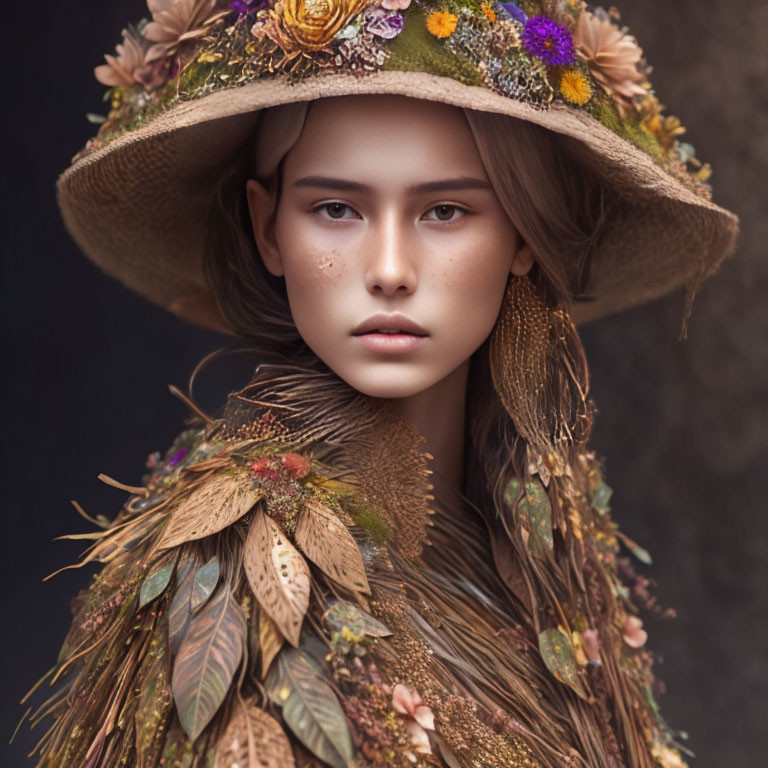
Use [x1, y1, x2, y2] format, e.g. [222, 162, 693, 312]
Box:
[167, 447, 188, 467]
[499, 2, 528, 24]
[230, 0, 266, 17]
[521, 15, 576, 66]
[362, 7, 405, 39]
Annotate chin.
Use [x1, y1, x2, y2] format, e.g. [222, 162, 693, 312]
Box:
[338, 369, 438, 400]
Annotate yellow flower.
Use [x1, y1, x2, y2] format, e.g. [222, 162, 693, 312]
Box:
[481, 4, 496, 23]
[559, 69, 592, 106]
[281, 0, 369, 51]
[426, 11, 458, 39]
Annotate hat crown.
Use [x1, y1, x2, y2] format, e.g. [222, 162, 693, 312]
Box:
[87, 0, 709, 194]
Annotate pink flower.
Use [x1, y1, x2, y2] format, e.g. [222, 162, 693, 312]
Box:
[581, 628, 601, 663]
[380, 0, 410, 9]
[392, 684, 434, 757]
[280, 452, 310, 478]
[250, 457, 278, 479]
[622, 615, 648, 648]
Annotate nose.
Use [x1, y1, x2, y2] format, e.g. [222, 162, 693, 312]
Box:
[363, 211, 418, 296]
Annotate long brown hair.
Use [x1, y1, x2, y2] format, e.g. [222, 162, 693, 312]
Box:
[200, 100, 655, 767]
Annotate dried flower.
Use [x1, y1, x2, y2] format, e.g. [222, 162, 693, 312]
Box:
[275, 0, 370, 51]
[230, 0, 266, 16]
[363, 7, 404, 39]
[651, 742, 688, 768]
[95, 25, 169, 90]
[280, 452, 311, 478]
[559, 68, 592, 105]
[426, 11, 458, 39]
[622, 615, 648, 648]
[392, 684, 434, 757]
[144, 0, 230, 63]
[250, 456, 279, 479]
[574, 10, 647, 113]
[380, 0, 410, 9]
[521, 15, 575, 66]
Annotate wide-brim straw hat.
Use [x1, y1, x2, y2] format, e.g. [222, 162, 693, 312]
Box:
[59, 1, 739, 330]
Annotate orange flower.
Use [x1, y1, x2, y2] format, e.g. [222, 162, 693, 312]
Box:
[481, 3, 496, 23]
[426, 11, 458, 39]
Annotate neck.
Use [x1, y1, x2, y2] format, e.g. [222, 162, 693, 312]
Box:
[384, 360, 469, 501]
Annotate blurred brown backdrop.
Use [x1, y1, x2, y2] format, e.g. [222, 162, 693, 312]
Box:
[1, 0, 765, 764]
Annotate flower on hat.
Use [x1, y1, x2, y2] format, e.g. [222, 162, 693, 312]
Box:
[144, 0, 230, 63]
[391, 684, 434, 758]
[278, 0, 370, 51]
[521, 15, 576, 66]
[363, 7, 405, 40]
[481, 4, 496, 23]
[280, 452, 311, 478]
[95, 25, 169, 90]
[499, 2, 527, 24]
[573, 10, 648, 114]
[622, 615, 648, 648]
[380, 0, 410, 9]
[426, 11, 458, 39]
[559, 68, 592, 105]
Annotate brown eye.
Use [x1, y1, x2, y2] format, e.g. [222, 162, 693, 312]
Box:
[425, 204, 466, 222]
[326, 203, 348, 219]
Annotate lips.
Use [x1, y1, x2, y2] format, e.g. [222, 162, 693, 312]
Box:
[351, 313, 428, 336]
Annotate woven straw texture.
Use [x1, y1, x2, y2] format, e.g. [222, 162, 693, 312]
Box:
[57, 70, 739, 328]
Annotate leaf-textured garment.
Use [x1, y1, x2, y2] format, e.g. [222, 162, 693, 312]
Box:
[26, 378, 690, 768]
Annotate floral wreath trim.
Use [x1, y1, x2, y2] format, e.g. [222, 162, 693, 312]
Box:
[85, 0, 711, 197]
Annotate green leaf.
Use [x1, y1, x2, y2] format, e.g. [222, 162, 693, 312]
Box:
[538, 627, 589, 701]
[591, 482, 613, 514]
[191, 556, 220, 613]
[169, 554, 199, 656]
[139, 550, 179, 609]
[616, 531, 653, 565]
[171, 583, 246, 742]
[265, 648, 353, 768]
[322, 600, 391, 638]
[504, 478, 553, 557]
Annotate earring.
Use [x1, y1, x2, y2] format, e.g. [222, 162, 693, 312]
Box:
[489, 274, 591, 456]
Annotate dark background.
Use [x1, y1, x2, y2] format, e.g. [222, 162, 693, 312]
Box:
[2, 0, 765, 764]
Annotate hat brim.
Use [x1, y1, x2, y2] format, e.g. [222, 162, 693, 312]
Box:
[57, 70, 739, 329]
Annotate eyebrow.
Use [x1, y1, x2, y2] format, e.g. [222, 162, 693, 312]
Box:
[291, 175, 492, 195]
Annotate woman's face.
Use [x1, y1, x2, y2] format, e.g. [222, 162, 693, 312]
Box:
[247, 94, 532, 399]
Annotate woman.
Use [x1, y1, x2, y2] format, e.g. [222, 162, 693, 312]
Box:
[27, 1, 738, 767]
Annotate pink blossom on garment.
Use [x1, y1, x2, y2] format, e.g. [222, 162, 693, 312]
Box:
[581, 628, 601, 663]
[622, 615, 648, 648]
[392, 684, 434, 756]
[380, 0, 411, 9]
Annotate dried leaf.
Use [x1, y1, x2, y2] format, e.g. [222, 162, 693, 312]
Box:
[295, 497, 370, 595]
[159, 472, 263, 549]
[538, 626, 589, 701]
[504, 478, 553, 557]
[135, 626, 173, 766]
[191, 556, 220, 613]
[169, 554, 199, 656]
[139, 550, 179, 609]
[244, 506, 310, 647]
[172, 583, 246, 742]
[259, 607, 285, 680]
[215, 695, 295, 768]
[265, 648, 353, 768]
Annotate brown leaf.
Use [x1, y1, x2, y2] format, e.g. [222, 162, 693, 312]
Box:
[244, 505, 310, 647]
[294, 496, 370, 595]
[215, 695, 295, 768]
[171, 584, 246, 741]
[168, 553, 199, 656]
[259, 606, 285, 680]
[159, 472, 263, 549]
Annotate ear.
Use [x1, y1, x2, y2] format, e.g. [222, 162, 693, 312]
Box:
[511, 242, 534, 277]
[246, 178, 284, 277]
